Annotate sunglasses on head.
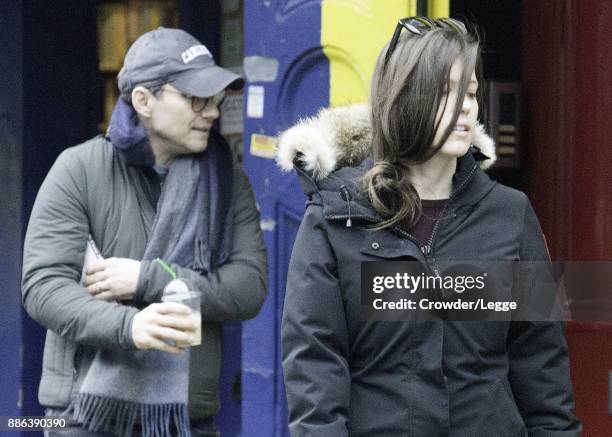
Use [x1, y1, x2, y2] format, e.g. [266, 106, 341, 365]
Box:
[384, 16, 468, 69]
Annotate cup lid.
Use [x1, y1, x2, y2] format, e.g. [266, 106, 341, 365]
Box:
[162, 278, 199, 299]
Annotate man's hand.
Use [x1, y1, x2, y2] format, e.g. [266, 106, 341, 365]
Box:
[132, 302, 198, 354]
[85, 257, 140, 301]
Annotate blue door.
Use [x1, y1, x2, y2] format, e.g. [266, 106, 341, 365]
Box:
[242, 3, 327, 435]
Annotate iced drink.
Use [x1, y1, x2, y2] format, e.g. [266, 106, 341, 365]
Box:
[188, 310, 202, 347]
[162, 288, 202, 347]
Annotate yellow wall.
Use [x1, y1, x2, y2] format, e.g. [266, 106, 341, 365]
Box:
[321, 0, 449, 106]
[321, 0, 416, 107]
[428, 0, 450, 18]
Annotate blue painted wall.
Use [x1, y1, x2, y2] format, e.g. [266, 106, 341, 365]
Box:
[242, 2, 329, 436]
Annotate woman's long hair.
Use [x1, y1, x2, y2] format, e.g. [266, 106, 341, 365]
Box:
[363, 24, 482, 230]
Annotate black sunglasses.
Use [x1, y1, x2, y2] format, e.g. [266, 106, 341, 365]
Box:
[383, 16, 468, 69]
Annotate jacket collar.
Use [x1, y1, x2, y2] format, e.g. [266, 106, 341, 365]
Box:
[278, 104, 497, 225]
[276, 103, 496, 180]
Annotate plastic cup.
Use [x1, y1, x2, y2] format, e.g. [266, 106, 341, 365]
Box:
[161, 290, 202, 347]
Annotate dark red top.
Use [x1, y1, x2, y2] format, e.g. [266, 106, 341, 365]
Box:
[410, 199, 448, 252]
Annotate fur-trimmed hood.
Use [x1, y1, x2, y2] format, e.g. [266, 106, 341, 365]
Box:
[276, 103, 496, 181]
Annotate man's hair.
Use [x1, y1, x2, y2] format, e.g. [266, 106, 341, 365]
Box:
[121, 83, 163, 104]
[363, 25, 482, 230]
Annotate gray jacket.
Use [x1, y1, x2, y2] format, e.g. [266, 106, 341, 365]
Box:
[278, 105, 581, 436]
[22, 133, 268, 419]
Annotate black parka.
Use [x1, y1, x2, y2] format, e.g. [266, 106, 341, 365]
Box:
[279, 105, 581, 437]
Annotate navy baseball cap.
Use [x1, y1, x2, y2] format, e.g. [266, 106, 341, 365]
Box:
[118, 27, 244, 101]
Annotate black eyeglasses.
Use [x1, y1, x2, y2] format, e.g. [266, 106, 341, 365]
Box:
[160, 88, 226, 112]
[384, 16, 468, 68]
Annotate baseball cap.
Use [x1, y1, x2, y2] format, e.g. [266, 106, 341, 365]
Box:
[118, 27, 244, 101]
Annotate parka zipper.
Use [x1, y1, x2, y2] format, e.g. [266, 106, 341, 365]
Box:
[327, 213, 377, 224]
[339, 185, 353, 227]
[423, 163, 478, 260]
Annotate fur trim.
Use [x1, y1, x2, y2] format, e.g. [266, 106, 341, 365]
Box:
[472, 123, 496, 170]
[276, 103, 496, 179]
[276, 104, 371, 180]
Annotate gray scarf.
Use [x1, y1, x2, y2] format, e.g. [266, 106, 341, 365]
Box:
[73, 99, 234, 436]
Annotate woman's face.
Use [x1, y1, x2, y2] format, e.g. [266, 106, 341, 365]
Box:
[433, 59, 479, 158]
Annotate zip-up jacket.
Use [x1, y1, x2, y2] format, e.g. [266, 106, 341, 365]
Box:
[22, 132, 268, 419]
[277, 105, 581, 437]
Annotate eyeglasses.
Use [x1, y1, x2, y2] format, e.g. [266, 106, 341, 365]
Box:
[384, 16, 468, 69]
[160, 88, 226, 112]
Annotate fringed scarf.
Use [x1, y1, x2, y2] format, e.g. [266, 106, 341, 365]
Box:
[72, 98, 234, 436]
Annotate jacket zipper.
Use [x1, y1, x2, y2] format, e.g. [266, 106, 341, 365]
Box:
[327, 213, 377, 223]
[327, 214, 420, 240]
[424, 163, 478, 259]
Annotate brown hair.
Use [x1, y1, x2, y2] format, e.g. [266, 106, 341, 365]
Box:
[363, 24, 482, 230]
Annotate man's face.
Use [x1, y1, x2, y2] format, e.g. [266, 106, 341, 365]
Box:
[148, 84, 220, 159]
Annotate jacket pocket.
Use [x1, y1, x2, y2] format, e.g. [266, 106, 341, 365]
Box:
[487, 380, 528, 437]
[359, 230, 424, 260]
[39, 331, 78, 407]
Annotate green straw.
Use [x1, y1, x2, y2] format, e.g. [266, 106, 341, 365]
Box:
[155, 257, 177, 280]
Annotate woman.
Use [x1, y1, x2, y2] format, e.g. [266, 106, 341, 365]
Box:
[277, 17, 581, 437]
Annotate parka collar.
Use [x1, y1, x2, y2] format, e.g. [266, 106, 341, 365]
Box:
[277, 104, 497, 225]
[277, 104, 496, 180]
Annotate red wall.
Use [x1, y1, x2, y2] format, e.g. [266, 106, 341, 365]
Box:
[522, 0, 612, 262]
[523, 1, 612, 435]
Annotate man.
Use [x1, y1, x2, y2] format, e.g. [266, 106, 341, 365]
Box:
[22, 28, 268, 436]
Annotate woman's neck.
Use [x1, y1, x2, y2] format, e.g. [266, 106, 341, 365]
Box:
[408, 154, 457, 200]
